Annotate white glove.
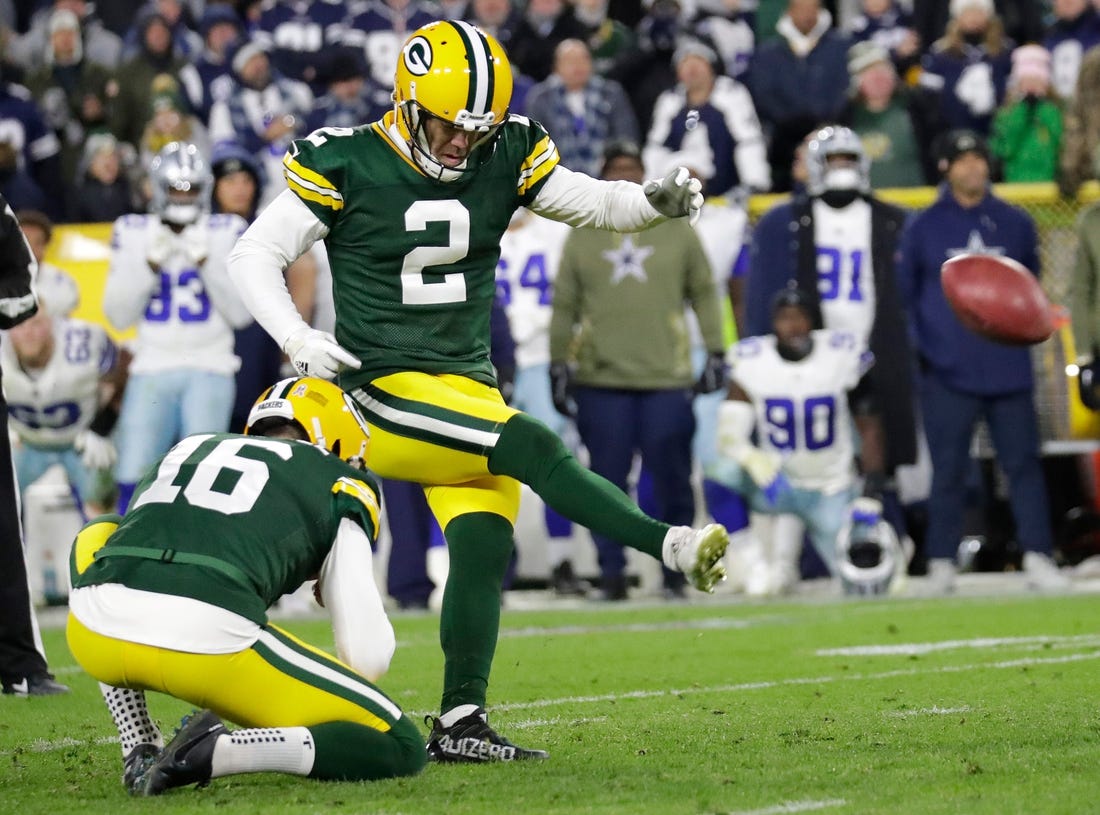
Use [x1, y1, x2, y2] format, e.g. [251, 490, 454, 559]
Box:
[0, 292, 37, 322]
[643, 166, 704, 225]
[282, 326, 361, 381]
[716, 400, 790, 504]
[74, 430, 116, 471]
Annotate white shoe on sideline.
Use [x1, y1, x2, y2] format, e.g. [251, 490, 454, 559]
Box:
[1023, 551, 1071, 591]
[926, 558, 957, 596]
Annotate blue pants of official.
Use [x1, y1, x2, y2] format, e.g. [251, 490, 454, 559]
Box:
[920, 373, 1052, 560]
[575, 386, 696, 582]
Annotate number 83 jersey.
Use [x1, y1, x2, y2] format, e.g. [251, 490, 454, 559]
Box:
[282, 113, 559, 390]
[729, 329, 873, 494]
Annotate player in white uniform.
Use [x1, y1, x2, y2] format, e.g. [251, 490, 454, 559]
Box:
[103, 142, 253, 512]
[706, 286, 886, 591]
[495, 207, 584, 594]
[4, 304, 120, 514]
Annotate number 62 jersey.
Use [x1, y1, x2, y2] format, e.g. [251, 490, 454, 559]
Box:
[729, 329, 873, 494]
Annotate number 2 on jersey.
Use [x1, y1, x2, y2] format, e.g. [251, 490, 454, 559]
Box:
[401, 200, 471, 305]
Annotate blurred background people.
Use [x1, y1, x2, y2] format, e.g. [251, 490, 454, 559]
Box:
[525, 38, 638, 178]
[645, 37, 770, 197]
[895, 129, 1067, 594]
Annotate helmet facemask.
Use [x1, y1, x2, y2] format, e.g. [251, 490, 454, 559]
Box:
[245, 377, 370, 470]
[805, 125, 871, 198]
[393, 20, 513, 183]
[396, 93, 506, 182]
[149, 141, 212, 227]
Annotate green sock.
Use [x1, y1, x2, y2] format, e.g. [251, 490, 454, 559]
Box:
[439, 512, 514, 712]
[308, 716, 426, 780]
[489, 413, 668, 559]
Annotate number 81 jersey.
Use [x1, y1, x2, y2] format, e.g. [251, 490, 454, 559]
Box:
[282, 114, 560, 389]
[729, 329, 873, 494]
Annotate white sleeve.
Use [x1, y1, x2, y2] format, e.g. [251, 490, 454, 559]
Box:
[319, 517, 395, 682]
[199, 217, 254, 329]
[207, 100, 235, 145]
[227, 190, 329, 350]
[529, 164, 666, 232]
[102, 221, 158, 331]
[714, 80, 771, 192]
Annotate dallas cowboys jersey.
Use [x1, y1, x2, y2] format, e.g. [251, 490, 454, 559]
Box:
[495, 209, 570, 369]
[2, 316, 116, 448]
[729, 328, 871, 494]
[342, 0, 439, 87]
[102, 213, 252, 376]
[812, 198, 875, 349]
[254, 0, 351, 93]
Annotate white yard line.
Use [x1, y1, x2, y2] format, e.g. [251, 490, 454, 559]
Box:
[15, 648, 1100, 757]
[817, 633, 1100, 657]
[885, 706, 971, 718]
[726, 799, 847, 815]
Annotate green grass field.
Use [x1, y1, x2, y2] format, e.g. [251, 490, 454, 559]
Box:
[3, 588, 1100, 815]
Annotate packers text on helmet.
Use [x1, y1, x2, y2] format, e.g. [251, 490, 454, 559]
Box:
[245, 377, 370, 468]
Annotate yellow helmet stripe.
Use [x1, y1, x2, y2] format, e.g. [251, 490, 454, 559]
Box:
[283, 155, 344, 210]
[449, 20, 492, 117]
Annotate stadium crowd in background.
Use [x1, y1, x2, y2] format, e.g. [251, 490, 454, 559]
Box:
[0, 0, 1093, 624]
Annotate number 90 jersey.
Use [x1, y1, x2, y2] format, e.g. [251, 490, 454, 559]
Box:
[729, 329, 873, 494]
[282, 115, 560, 390]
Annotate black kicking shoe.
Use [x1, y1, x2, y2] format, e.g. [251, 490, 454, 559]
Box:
[426, 707, 549, 762]
[138, 710, 226, 796]
[2, 673, 70, 696]
[551, 560, 587, 596]
[122, 743, 160, 792]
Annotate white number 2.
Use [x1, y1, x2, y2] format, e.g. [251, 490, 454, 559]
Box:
[400, 200, 470, 304]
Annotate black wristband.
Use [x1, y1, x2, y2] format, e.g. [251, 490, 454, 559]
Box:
[88, 404, 119, 437]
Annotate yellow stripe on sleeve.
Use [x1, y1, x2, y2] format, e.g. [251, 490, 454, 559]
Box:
[517, 136, 560, 195]
[333, 477, 382, 537]
[283, 156, 344, 211]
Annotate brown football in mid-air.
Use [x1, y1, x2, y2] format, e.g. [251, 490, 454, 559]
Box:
[940, 253, 1054, 345]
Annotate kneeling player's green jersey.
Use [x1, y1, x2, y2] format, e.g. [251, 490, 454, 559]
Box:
[282, 113, 559, 389]
[74, 433, 381, 624]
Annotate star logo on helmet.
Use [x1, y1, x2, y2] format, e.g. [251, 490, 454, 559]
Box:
[404, 37, 433, 76]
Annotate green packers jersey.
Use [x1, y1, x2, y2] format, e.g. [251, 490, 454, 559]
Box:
[283, 113, 559, 389]
[74, 433, 381, 624]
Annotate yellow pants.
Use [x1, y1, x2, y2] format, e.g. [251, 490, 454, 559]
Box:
[66, 614, 401, 733]
[350, 371, 522, 528]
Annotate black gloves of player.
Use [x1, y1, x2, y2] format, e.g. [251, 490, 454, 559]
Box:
[693, 351, 728, 394]
[1079, 347, 1100, 411]
[549, 362, 575, 418]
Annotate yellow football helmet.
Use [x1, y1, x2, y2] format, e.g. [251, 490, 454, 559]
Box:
[393, 19, 513, 181]
[245, 377, 370, 468]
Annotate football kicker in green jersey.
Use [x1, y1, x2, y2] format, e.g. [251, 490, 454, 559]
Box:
[281, 115, 559, 389]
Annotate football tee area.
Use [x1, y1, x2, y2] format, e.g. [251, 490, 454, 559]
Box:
[6, 576, 1100, 815]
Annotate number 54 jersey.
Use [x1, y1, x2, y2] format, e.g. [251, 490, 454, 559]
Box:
[282, 114, 560, 389]
[729, 329, 873, 494]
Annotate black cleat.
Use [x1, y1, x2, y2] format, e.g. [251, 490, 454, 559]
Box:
[2, 673, 70, 696]
[551, 560, 587, 597]
[426, 707, 549, 763]
[138, 710, 226, 796]
[122, 743, 160, 792]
